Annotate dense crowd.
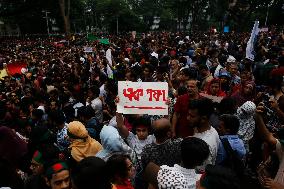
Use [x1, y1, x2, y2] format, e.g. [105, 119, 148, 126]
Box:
[0, 30, 284, 189]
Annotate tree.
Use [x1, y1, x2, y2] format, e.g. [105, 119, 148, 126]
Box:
[58, 0, 71, 35]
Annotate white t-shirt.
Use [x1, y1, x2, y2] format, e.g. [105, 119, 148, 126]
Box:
[193, 126, 220, 166]
[158, 164, 200, 189]
[86, 97, 103, 123]
[126, 132, 155, 160]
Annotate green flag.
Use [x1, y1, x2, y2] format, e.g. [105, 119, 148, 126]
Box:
[87, 34, 97, 41]
[99, 38, 110, 45]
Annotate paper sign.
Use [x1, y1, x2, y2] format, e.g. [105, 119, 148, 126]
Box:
[260, 28, 268, 32]
[84, 47, 93, 53]
[117, 81, 168, 115]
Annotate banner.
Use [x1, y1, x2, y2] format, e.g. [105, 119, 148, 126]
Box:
[99, 38, 110, 45]
[87, 34, 97, 41]
[246, 21, 260, 61]
[7, 62, 27, 76]
[117, 81, 168, 115]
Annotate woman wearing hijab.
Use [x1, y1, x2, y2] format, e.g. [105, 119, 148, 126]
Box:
[67, 121, 102, 162]
[95, 125, 133, 162]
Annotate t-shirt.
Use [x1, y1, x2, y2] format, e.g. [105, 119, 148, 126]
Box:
[274, 140, 284, 185]
[141, 138, 182, 168]
[174, 94, 194, 137]
[157, 164, 201, 189]
[87, 97, 103, 124]
[193, 127, 220, 168]
[126, 132, 155, 160]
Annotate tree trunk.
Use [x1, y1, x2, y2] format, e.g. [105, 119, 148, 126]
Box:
[59, 0, 70, 36]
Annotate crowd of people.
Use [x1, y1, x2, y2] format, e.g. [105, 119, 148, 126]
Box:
[0, 29, 284, 189]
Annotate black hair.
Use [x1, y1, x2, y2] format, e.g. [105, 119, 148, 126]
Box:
[48, 110, 66, 125]
[181, 137, 210, 168]
[77, 106, 95, 120]
[201, 165, 240, 189]
[177, 86, 188, 96]
[32, 109, 44, 120]
[106, 154, 131, 181]
[268, 75, 283, 90]
[218, 97, 237, 115]
[219, 114, 240, 134]
[72, 157, 111, 189]
[88, 85, 100, 98]
[188, 98, 214, 118]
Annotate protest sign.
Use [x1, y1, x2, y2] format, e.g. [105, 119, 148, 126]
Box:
[260, 27, 269, 32]
[117, 81, 168, 115]
[84, 47, 93, 53]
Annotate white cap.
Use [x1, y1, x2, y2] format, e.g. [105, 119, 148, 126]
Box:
[227, 55, 236, 63]
[151, 52, 158, 59]
[80, 57, 85, 62]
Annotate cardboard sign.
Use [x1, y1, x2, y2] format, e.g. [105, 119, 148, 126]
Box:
[117, 81, 168, 115]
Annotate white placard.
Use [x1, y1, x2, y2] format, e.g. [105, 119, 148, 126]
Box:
[117, 81, 168, 115]
[84, 47, 93, 53]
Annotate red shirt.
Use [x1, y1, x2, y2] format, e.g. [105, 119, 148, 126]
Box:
[174, 93, 197, 138]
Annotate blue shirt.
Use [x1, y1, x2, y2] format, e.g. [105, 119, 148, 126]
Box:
[216, 135, 246, 164]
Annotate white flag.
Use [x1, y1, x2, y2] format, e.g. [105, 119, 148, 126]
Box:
[246, 21, 260, 61]
[106, 49, 113, 78]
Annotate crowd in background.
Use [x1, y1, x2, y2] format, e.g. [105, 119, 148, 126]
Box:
[0, 30, 284, 189]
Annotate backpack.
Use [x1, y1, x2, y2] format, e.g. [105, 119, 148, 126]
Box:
[221, 138, 245, 178]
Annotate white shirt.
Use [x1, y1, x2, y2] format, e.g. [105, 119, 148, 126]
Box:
[158, 164, 201, 189]
[126, 132, 155, 160]
[193, 126, 220, 167]
[86, 97, 103, 123]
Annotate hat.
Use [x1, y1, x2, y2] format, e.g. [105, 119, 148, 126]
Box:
[67, 121, 88, 139]
[32, 150, 44, 164]
[45, 162, 69, 178]
[227, 55, 236, 63]
[218, 71, 231, 78]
